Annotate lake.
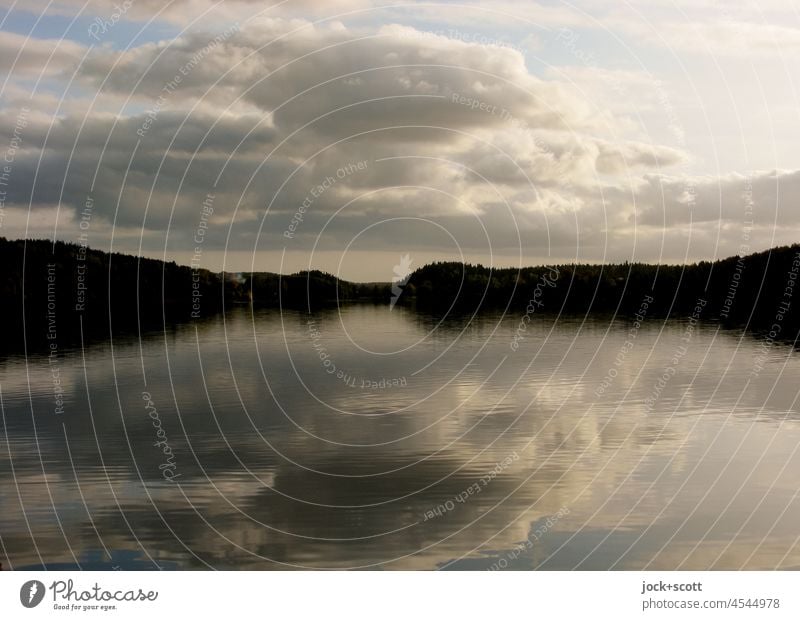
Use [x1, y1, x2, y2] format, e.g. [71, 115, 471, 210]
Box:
[1, 305, 799, 570]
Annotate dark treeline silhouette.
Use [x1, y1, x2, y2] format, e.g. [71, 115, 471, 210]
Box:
[247, 270, 389, 306]
[2, 237, 800, 353]
[403, 244, 800, 335]
[0, 238, 389, 353]
[0, 238, 226, 352]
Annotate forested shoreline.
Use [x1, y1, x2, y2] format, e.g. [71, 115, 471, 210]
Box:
[2, 237, 799, 353]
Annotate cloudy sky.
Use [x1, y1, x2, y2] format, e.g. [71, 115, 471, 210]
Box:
[1, 0, 799, 280]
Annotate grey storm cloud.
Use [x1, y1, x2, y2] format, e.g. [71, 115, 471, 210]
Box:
[77, 21, 601, 138]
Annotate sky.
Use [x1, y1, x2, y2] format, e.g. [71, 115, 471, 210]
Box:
[1, 0, 799, 281]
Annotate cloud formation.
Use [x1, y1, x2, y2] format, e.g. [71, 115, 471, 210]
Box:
[1, 5, 798, 278]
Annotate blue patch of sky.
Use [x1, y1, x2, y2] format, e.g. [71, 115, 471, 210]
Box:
[0, 7, 178, 48]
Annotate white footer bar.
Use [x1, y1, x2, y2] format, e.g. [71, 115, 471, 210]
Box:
[1, 571, 796, 619]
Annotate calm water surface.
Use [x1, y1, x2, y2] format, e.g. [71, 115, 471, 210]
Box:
[2, 306, 799, 569]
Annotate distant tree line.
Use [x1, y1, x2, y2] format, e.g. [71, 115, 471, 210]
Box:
[0, 238, 228, 351]
[402, 244, 800, 335]
[2, 237, 799, 353]
[0, 238, 389, 352]
[245, 270, 389, 306]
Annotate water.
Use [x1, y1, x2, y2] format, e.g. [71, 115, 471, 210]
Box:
[2, 305, 800, 570]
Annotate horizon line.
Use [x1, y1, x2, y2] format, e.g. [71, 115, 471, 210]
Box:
[4, 236, 798, 285]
